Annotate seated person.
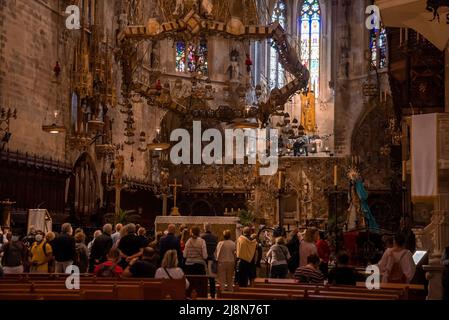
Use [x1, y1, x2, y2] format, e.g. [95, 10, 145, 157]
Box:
[294, 254, 325, 284]
[123, 247, 158, 278]
[155, 249, 189, 290]
[328, 253, 358, 286]
[94, 248, 124, 277]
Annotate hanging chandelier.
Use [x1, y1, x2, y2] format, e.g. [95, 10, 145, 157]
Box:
[42, 108, 66, 134]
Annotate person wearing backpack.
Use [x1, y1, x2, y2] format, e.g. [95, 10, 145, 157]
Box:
[30, 231, 53, 273]
[378, 233, 416, 284]
[0, 232, 28, 274]
[94, 248, 124, 277]
[267, 237, 291, 279]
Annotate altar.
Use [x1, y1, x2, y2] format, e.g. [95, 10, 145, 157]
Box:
[155, 216, 241, 241]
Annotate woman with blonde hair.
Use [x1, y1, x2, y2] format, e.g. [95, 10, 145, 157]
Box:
[299, 227, 318, 267]
[155, 249, 189, 289]
[267, 237, 291, 279]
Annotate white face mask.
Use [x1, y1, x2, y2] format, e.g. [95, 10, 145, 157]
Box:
[35, 235, 43, 242]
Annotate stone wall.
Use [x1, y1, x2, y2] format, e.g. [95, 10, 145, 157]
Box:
[0, 0, 67, 160]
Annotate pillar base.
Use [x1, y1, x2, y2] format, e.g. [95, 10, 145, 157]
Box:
[423, 264, 445, 300]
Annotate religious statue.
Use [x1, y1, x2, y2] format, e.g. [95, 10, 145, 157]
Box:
[201, 0, 214, 18]
[227, 50, 241, 84]
[173, 0, 185, 16]
[300, 86, 317, 134]
[346, 167, 379, 231]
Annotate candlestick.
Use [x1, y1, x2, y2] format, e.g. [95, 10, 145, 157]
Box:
[333, 165, 338, 186]
[402, 160, 407, 182]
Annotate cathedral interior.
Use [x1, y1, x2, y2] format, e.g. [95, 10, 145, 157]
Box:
[0, 0, 449, 300]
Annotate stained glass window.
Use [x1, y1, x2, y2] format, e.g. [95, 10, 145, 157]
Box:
[269, 0, 287, 89]
[370, 26, 388, 70]
[299, 0, 321, 96]
[175, 39, 208, 75]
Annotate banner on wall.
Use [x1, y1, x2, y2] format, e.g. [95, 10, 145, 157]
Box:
[411, 113, 438, 199]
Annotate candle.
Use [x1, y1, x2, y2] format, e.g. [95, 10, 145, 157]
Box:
[402, 160, 407, 182]
[333, 165, 338, 186]
[278, 171, 283, 189]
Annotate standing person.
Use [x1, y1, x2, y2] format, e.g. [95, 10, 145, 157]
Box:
[117, 224, 144, 269]
[155, 250, 190, 290]
[215, 230, 236, 292]
[74, 232, 89, 273]
[316, 231, 331, 277]
[89, 224, 113, 272]
[111, 223, 123, 246]
[0, 227, 7, 252]
[137, 227, 150, 247]
[442, 245, 449, 301]
[267, 237, 291, 279]
[286, 229, 300, 274]
[87, 230, 102, 260]
[29, 231, 53, 273]
[201, 223, 218, 298]
[0, 232, 27, 274]
[180, 229, 190, 253]
[294, 254, 325, 284]
[52, 223, 76, 273]
[236, 227, 257, 287]
[45, 232, 56, 273]
[123, 247, 158, 278]
[378, 233, 416, 284]
[299, 227, 318, 267]
[183, 226, 208, 275]
[159, 224, 182, 265]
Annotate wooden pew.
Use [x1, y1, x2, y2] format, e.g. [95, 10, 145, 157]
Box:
[0, 277, 186, 300]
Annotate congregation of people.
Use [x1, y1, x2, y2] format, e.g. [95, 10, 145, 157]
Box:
[0, 223, 448, 300]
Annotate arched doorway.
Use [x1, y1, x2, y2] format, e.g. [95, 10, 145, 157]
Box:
[67, 153, 99, 225]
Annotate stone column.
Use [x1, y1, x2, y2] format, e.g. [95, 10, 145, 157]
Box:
[423, 194, 449, 300]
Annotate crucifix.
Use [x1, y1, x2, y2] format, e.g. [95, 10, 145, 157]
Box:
[169, 179, 182, 216]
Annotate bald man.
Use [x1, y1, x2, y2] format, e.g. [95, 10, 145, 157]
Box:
[159, 224, 182, 265]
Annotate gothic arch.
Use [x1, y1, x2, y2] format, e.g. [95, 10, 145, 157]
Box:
[67, 152, 99, 224]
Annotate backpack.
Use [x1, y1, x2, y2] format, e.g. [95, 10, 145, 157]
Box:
[96, 263, 119, 277]
[388, 250, 408, 283]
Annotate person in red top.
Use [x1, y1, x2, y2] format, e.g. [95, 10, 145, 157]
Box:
[316, 231, 331, 277]
[94, 248, 124, 277]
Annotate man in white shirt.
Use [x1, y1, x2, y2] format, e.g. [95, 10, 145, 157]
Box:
[378, 233, 416, 284]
